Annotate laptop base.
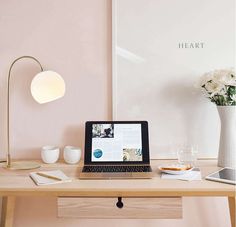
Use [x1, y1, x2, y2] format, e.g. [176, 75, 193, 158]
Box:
[79, 171, 154, 179]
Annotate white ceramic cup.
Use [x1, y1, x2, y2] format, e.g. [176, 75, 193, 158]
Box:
[41, 146, 60, 164]
[63, 146, 81, 164]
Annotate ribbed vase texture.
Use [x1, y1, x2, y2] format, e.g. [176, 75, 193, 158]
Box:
[217, 106, 236, 168]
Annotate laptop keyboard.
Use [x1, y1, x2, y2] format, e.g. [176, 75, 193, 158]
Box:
[82, 165, 152, 173]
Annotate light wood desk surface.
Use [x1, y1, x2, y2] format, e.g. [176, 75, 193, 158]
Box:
[0, 159, 235, 227]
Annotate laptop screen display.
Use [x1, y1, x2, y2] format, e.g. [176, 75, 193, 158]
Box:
[91, 123, 142, 162]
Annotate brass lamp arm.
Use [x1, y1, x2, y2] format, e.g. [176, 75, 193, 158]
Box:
[7, 56, 44, 167]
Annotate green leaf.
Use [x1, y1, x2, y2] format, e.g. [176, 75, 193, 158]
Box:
[228, 86, 236, 95]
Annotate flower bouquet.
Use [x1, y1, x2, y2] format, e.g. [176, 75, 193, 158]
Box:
[199, 69, 236, 105]
[199, 68, 236, 168]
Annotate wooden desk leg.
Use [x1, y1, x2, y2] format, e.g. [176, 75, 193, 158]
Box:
[228, 197, 236, 227]
[0, 196, 16, 227]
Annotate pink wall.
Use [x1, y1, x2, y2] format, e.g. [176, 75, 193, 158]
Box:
[0, 1, 230, 226]
[0, 0, 112, 160]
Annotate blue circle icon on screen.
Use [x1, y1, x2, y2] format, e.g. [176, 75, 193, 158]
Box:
[93, 149, 103, 158]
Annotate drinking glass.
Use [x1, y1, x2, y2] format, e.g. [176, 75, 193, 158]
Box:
[177, 146, 198, 167]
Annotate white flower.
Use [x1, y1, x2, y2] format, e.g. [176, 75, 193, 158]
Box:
[214, 69, 236, 86]
[198, 68, 236, 105]
[204, 80, 226, 96]
[231, 94, 236, 102]
[200, 87, 211, 98]
[198, 71, 214, 87]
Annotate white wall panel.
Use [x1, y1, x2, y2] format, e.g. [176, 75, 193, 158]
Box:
[112, 0, 235, 158]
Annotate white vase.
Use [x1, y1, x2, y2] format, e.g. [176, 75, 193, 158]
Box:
[217, 106, 236, 168]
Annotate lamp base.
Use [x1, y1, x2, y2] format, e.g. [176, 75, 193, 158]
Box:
[3, 161, 40, 170]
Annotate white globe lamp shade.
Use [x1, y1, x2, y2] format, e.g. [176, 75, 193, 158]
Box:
[31, 70, 65, 104]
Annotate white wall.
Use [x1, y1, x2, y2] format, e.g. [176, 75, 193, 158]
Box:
[113, 0, 235, 158]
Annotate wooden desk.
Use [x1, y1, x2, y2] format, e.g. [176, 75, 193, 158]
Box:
[0, 160, 235, 227]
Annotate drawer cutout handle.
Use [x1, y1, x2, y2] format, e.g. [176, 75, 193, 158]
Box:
[116, 197, 124, 209]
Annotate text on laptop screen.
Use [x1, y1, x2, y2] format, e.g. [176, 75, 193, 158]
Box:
[91, 124, 142, 162]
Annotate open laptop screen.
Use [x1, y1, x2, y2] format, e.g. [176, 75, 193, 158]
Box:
[84, 121, 150, 164]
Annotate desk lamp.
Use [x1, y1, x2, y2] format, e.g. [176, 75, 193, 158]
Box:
[4, 56, 65, 170]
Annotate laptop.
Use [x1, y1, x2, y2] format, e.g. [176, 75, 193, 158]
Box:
[79, 121, 153, 179]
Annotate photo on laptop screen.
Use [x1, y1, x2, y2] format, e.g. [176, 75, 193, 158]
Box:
[91, 123, 142, 162]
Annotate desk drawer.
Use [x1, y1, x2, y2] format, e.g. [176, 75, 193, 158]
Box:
[57, 197, 182, 219]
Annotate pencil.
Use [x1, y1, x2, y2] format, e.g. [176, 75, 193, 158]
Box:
[36, 172, 62, 181]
